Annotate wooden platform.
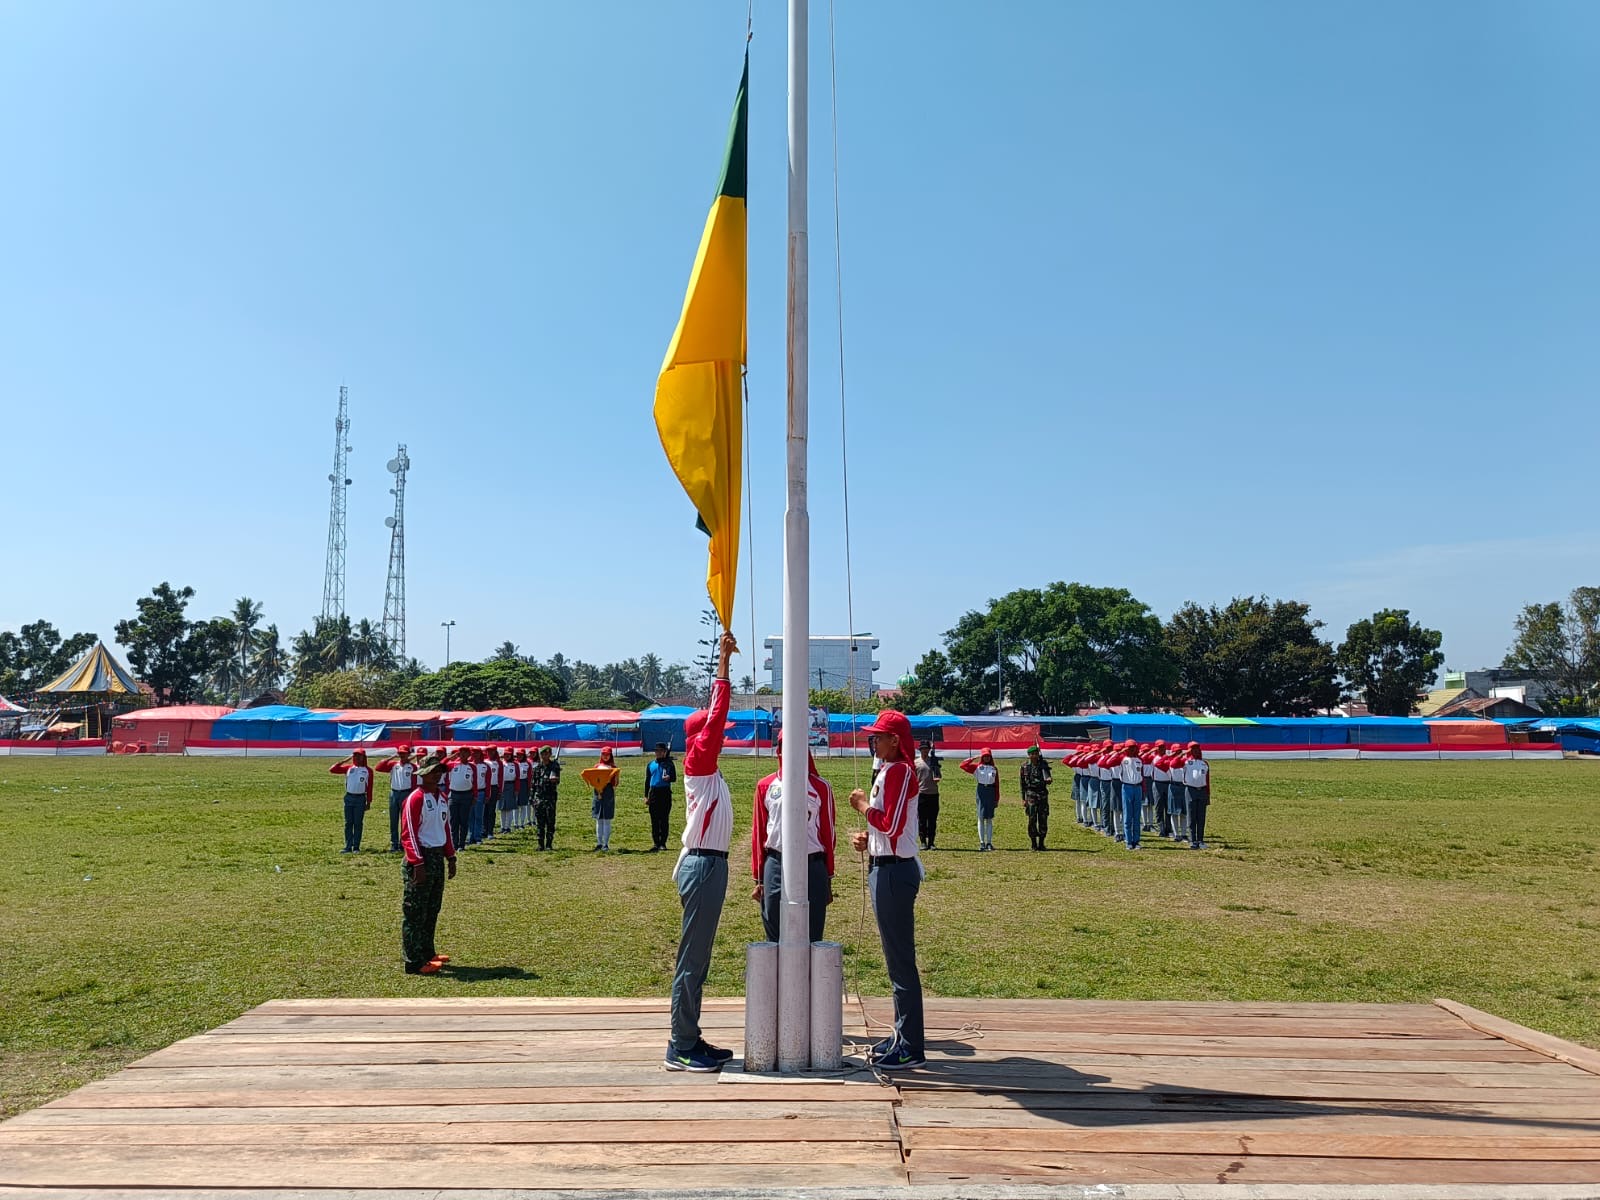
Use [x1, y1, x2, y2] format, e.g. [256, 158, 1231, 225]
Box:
[5, 996, 1600, 1193]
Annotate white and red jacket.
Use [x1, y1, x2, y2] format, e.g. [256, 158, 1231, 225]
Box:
[329, 760, 373, 806]
[677, 677, 733, 871]
[751, 761, 835, 881]
[400, 782, 456, 863]
[375, 755, 416, 794]
[864, 758, 919, 863]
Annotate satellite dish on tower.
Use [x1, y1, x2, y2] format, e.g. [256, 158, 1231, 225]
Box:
[386, 458, 399, 473]
[385, 516, 397, 528]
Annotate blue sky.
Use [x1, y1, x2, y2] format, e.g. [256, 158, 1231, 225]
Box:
[3, 1, 1596, 684]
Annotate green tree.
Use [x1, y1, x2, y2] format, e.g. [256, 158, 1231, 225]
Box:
[1338, 609, 1445, 716]
[397, 659, 568, 711]
[1503, 587, 1600, 714]
[248, 624, 290, 695]
[565, 686, 638, 711]
[228, 598, 263, 702]
[492, 641, 521, 661]
[928, 583, 1172, 714]
[1166, 597, 1341, 717]
[808, 687, 885, 715]
[114, 584, 232, 705]
[205, 618, 246, 701]
[286, 665, 411, 710]
[639, 653, 664, 697]
[291, 615, 354, 682]
[0, 621, 97, 694]
[897, 649, 990, 715]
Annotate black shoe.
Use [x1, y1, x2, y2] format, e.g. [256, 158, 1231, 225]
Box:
[695, 1038, 735, 1062]
[870, 1045, 925, 1070]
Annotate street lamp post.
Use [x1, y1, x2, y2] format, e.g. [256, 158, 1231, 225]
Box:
[441, 620, 455, 665]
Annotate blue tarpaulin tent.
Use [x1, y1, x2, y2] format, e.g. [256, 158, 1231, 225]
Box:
[637, 706, 773, 751]
[212, 706, 344, 742]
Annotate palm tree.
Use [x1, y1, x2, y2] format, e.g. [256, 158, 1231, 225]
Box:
[639, 652, 663, 697]
[351, 618, 387, 668]
[492, 641, 520, 661]
[546, 653, 572, 688]
[571, 660, 602, 692]
[230, 598, 263, 703]
[250, 624, 289, 694]
[207, 618, 246, 701]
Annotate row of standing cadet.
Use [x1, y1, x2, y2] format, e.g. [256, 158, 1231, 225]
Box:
[332, 743, 676, 855]
[1066, 739, 1213, 850]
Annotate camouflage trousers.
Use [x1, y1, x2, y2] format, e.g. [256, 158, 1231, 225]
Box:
[534, 799, 557, 849]
[401, 847, 447, 971]
[1025, 797, 1050, 845]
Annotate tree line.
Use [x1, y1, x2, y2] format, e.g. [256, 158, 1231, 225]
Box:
[1, 582, 704, 714]
[899, 581, 1600, 718]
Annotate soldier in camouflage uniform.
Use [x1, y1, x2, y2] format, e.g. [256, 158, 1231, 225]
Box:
[400, 752, 456, 975]
[532, 745, 562, 850]
[1019, 744, 1053, 851]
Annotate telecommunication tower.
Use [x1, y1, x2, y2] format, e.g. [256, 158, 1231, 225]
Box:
[381, 445, 410, 657]
[320, 386, 352, 621]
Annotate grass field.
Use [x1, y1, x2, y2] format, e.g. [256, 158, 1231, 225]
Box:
[3, 754, 1597, 1118]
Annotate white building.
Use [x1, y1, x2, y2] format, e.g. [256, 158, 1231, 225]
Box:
[763, 634, 880, 695]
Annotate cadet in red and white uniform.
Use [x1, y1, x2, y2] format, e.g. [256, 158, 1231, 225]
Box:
[471, 749, 490, 844]
[375, 744, 417, 853]
[1183, 743, 1211, 849]
[330, 750, 374, 853]
[665, 631, 738, 1073]
[750, 734, 836, 943]
[399, 753, 456, 975]
[849, 709, 924, 1070]
[447, 749, 475, 849]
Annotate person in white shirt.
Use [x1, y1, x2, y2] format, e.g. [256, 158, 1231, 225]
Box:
[447, 750, 475, 849]
[400, 753, 457, 975]
[1183, 743, 1212, 849]
[749, 734, 836, 942]
[375, 745, 417, 853]
[666, 631, 738, 1074]
[960, 749, 1001, 851]
[1116, 744, 1144, 850]
[330, 750, 373, 853]
[849, 709, 924, 1070]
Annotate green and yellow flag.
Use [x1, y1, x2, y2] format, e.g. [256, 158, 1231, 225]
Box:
[654, 55, 748, 631]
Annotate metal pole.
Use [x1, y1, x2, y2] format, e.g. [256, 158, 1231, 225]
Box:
[777, 0, 812, 1073]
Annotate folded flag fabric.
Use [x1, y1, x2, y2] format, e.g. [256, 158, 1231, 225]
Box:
[582, 766, 621, 792]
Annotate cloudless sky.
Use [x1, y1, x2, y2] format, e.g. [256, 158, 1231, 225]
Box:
[3, 1, 1597, 684]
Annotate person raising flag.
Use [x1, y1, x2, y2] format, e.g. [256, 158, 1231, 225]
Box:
[665, 631, 739, 1073]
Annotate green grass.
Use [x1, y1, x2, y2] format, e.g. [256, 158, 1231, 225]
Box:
[3, 755, 1598, 1116]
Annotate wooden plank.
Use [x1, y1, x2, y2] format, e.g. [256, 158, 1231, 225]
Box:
[130, 1041, 1576, 1074]
[0, 1146, 909, 1190]
[247, 997, 745, 1016]
[1436, 998, 1600, 1078]
[895, 1106, 1600, 1138]
[7, 1101, 898, 1127]
[212, 1013, 752, 1034]
[912, 998, 1448, 1017]
[907, 1153, 1600, 1184]
[897, 1089, 1600, 1119]
[900, 1126, 1600, 1159]
[0, 1118, 895, 1146]
[43, 1085, 884, 1110]
[892, 1075, 1597, 1104]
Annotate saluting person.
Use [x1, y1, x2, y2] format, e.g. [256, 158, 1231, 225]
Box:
[330, 750, 374, 853]
[375, 744, 417, 853]
[960, 748, 1000, 851]
[1019, 744, 1052, 851]
[1183, 743, 1212, 849]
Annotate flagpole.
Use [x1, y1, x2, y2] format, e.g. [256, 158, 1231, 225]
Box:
[777, 0, 812, 1072]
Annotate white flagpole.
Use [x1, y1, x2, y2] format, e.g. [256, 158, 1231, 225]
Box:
[777, 0, 812, 1072]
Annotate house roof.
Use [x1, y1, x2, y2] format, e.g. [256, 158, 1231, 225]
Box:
[1434, 694, 1541, 718]
[1416, 687, 1469, 716]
